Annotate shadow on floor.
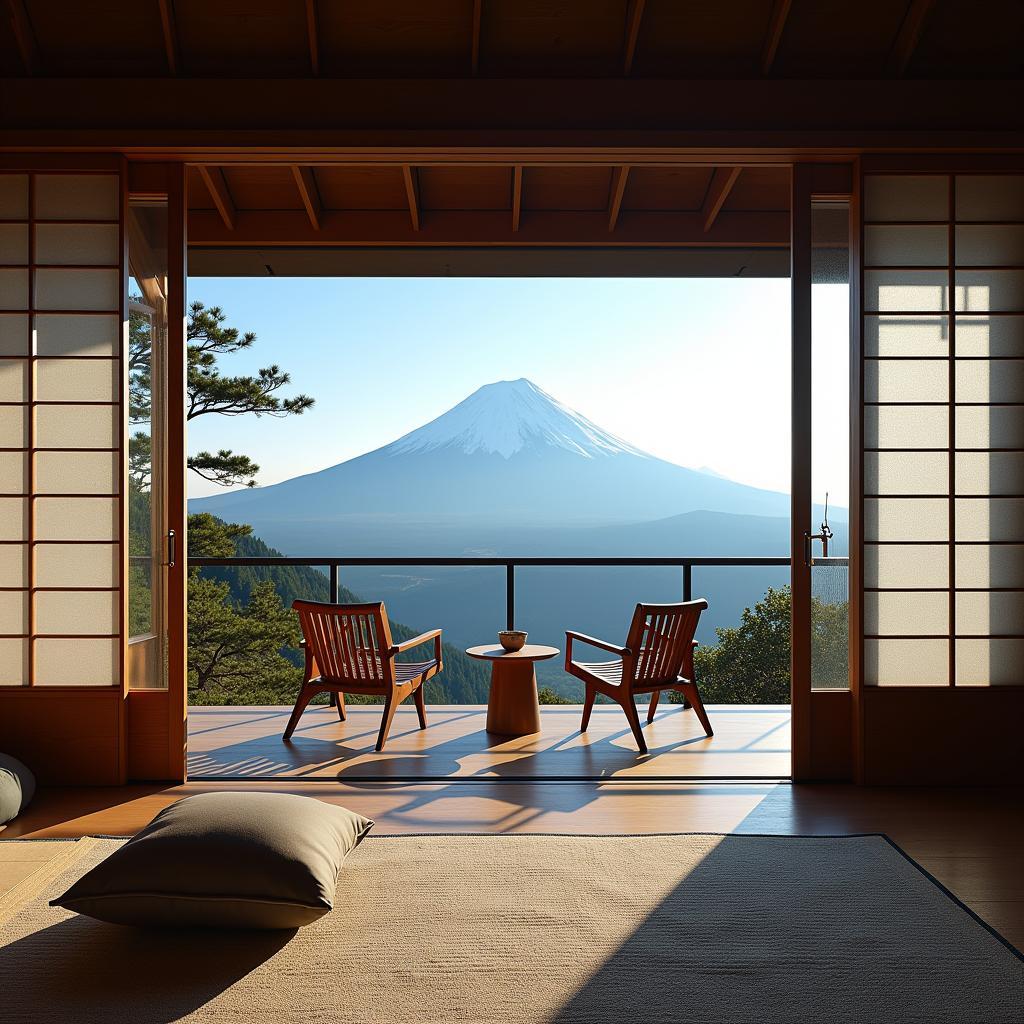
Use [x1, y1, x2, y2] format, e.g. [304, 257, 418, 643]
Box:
[186, 704, 787, 782]
[0, 914, 294, 1023]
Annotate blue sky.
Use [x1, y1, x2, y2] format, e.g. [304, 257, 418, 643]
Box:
[186, 276, 848, 506]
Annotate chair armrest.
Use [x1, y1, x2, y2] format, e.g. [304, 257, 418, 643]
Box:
[565, 630, 630, 659]
[391, 629, 443, 656]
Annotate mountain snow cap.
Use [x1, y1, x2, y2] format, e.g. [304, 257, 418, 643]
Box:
[383, 378, 650, 460]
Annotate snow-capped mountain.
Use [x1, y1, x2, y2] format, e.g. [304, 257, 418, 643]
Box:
[383, 378, 649, 460]
[190, 378, 793, 550]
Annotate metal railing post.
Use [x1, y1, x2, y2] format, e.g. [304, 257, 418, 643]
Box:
[683, 562, 693, 603]
[506, 563, 515, 630]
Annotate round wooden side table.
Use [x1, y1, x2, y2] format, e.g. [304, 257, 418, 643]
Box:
[465, 644, 560, 736]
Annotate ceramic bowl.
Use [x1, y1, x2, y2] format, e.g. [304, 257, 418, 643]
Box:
[498, 630, 528, 652]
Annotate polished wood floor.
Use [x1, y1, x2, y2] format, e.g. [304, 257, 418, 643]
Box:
[187, 704, 791, 780]
[3, 780, 1023, 949]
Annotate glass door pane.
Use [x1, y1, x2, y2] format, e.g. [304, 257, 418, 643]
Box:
[810, 200, 851, 689]
[127, 197, 169, 689]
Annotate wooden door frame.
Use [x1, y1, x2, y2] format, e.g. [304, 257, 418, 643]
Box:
[791, 162, 858, 783]
[123, 161, 188, 782]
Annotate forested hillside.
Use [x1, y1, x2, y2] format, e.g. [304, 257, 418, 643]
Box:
[191, 519, 493, 704]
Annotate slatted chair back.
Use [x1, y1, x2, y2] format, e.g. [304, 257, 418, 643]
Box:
[293, 600, 396, 687]
[624, 600, 708, 689]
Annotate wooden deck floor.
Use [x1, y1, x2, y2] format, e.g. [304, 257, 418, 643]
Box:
[186, 704, 791, 780]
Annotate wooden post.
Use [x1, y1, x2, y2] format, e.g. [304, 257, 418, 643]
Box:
[790, 164, 813, 782]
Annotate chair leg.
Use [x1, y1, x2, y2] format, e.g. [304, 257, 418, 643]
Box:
[283, 684, 318, 740]
[679, 681, 713, 737]
[335, 690, 347, 722]
[580, 684, 596, 732]
[375, 692, 400, 751]
[413, 683, 427, 730]
[646, 690, 660, 723]
[620, 694, 648, 754]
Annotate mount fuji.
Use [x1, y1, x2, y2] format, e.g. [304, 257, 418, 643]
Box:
[190, 377, 795, 550]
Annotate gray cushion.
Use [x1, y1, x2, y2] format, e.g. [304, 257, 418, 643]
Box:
[0, 752, 35, 824]
[51, 792, 373, 929]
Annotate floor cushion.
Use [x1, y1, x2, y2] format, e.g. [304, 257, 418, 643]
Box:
[50, 791, 373, 929]
[0, 753, 35, 824]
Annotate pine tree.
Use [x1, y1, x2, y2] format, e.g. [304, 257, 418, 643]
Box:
[129, 300, 314, 489]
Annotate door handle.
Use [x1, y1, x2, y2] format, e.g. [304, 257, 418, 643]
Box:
[803, 529, 832, 567]
[166, 529, 176, 569]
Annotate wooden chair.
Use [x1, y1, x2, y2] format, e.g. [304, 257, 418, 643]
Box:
[565, 600, 711, 754]
[285, 600, 443, 751]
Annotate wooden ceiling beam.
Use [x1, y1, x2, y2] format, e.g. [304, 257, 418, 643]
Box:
[197, 166, 235, 230]
[6, 0, 38, 76]
[760, 0, 792, 76]
[888, 0, 935, 77]
[6, 80, 1020, 150]
[291, 166, 321, 230]
[511, 166, 523, 232]
[622, 0, 646, 76]
[607, 166, 630, 232]
[402, 165, 420, 231]
[702, 167, 742, 233]
[471, 0, 482, 75]
[156, 0, 178, 76]
[187, 209, 790, 248]
[305, 0, 319, 76]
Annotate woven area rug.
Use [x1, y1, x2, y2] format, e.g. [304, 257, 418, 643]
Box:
[1, 833, 1021, 1023]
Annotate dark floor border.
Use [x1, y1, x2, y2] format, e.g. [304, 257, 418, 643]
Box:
[877, 833, 1024, 963]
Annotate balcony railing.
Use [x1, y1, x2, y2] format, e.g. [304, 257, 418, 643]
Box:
[187, 554, 850, 630]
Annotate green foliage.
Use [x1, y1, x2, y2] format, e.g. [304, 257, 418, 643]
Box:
[128, 299, 314, 490]
[810, 594, 850, 689]
[188, 512, 253, 558]
[670, 585, 848, 704]
[187, 574, 303, 705]
[185, 301, 313, 488]
[538, 686, 573, 705]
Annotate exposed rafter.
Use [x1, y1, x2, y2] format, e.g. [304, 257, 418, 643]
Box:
[511, 166, 523, 232]
[888, 0, 935, 77]
[188, 209, 790, 249]
[471, 0, 482, 75]
[607, 166, 630, 232]
[305, 0, 320, 76]
[197, 166, 236, 230]
[761, 0, 792, 75]
[702, 167, 742, 233]
[402, 165, 420, 231]
[622, 0, 646, 76]
[291, 166, 321, 230]
[6, 0, 39, 76]
[157, 0, 178, 76]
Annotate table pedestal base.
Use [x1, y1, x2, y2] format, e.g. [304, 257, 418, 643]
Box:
[486, 659, 541, 736]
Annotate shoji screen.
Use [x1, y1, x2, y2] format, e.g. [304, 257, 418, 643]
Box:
[863, 172, 1024, 686]
[0, 170, 123, 690]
